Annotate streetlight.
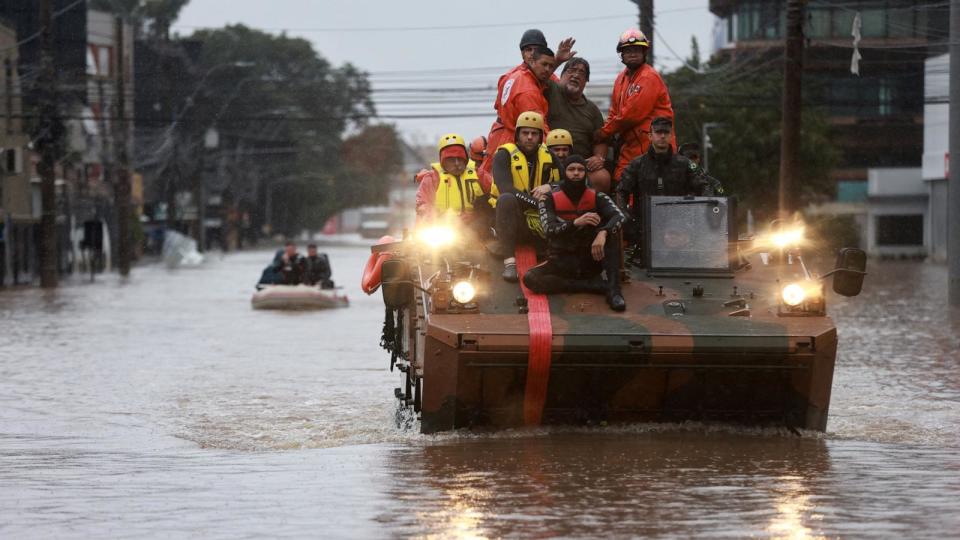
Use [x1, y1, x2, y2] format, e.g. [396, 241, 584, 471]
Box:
[196, 126, 219, 252]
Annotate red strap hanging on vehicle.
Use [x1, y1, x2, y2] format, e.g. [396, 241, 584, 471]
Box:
[515, 245, 553, 425]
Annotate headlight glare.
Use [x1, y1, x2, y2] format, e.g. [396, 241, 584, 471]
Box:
[771, 226, 804, 249]
[452, 281, 476, 304]
[418, 226, 456, 247]
[781, 283, 806, 306]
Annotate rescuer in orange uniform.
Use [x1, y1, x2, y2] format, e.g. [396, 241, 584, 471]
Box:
[481, 29, 575, 175]
[594, 29, 676, 181]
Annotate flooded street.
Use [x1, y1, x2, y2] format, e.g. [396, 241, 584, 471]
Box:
[1, 246, 958, 538]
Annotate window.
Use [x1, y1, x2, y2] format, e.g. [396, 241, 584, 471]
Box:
[830, 77, 904, 118]
[807, 8, 832, 38]
[98, 46, 112, 77]
[736, 4, 759, 41]
[876, 215, 923, 246]
[4, 58, 11, 134]
[837, 180, 868, 202]
[878, 79, 893, 116]
[861, 9, 887, 38]
[887, 7, 915, 38]
[832, 9, 855, 38]
[734, 2, 783, 41]
[2, 148, 22, 173]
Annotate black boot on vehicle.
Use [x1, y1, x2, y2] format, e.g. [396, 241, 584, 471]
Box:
[607, 290, 626, 312]
[502, 262, 519, 283]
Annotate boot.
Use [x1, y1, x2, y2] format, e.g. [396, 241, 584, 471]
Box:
[607, 290, 626, 312]
[502, 262, 519, 283]
[605, 267, 625, 311]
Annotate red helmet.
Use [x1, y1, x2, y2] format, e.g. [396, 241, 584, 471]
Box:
[617, 28, 650, 52]
[469, 136, 487, 161]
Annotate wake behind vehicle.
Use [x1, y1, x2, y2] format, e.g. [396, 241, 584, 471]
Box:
[369, 196, 866, 434]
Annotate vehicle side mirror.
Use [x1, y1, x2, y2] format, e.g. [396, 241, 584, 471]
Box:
[831, 247, 866, 297]
[381, 258, 412, 309]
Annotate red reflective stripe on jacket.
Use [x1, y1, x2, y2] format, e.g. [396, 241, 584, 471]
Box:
[552, 188, 597, 221]
[598, 64, 675, 179]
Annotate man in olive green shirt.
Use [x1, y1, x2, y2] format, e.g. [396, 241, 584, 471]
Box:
[546, 57, 611, 193]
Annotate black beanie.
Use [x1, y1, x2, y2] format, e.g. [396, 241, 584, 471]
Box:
[563, 154, 586, 172]
[560, 154, 588, 201]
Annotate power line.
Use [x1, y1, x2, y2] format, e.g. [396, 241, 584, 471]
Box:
[0, 0, 86, 53]
[173, 7, 705, 35]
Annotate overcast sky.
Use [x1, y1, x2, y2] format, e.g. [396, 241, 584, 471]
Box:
[174, 0, 718, 145]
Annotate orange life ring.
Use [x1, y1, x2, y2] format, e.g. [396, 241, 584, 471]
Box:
[361, 235, 395, 294]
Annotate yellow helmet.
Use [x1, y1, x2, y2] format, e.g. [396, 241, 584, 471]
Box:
[545, 128, 573, 148]
[515, 111, 545, 132]
[437, 133, 466, 153]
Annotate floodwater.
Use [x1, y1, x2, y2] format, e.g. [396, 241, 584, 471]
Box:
[1, 246, 958, 538]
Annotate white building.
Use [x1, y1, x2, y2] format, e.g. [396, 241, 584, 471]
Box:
[922, 53, 949, 262]
[861, 53, 949, 259]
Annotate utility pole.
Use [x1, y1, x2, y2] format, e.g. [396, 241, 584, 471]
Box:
[194, 139, 206, 252]
[949, 0, 960, 306]
[115, 16, 131, 276]
[37, 0, 58, 288]
[778, 0, 804, 220]
[632, 0, 655, 66]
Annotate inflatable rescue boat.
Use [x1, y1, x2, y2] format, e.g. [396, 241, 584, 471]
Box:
[251, 284, 349, 310]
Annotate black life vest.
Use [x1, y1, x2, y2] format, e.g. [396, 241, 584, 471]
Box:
[552, 188, 597, 221]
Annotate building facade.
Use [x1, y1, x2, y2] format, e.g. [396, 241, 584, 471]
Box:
[0, 20, 34, 285]
[709, 0, 950, 194]
[0, 3, 136, 280]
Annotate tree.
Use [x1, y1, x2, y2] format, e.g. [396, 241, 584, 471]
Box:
[664, 50, 839, 223]
[178, 25, 394, 236]
[88, 0, 190, 39]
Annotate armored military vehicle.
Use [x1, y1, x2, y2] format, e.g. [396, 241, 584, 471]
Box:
[368, 196, 866, 433]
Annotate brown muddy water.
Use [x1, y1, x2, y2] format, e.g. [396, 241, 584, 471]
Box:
[1, 247, 958, 538]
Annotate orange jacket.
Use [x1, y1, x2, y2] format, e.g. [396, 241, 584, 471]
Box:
[598, 64, 675, 180]
[481, 64, 550, 175]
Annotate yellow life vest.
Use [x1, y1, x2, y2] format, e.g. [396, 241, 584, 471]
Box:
[495, 143, 558, 237]
[431, 161, 484, 215]
[498, 142, 558, 193]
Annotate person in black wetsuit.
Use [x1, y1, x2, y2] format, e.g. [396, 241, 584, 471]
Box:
[522, 155, 628, 311]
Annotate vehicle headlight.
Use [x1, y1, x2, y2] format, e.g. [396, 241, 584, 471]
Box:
[417, 226, 456, 247]
[452, 281, 476, 304]
[781, 283, 806, 306]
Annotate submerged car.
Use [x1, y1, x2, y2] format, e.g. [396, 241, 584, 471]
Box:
[367, 196, 866, 434]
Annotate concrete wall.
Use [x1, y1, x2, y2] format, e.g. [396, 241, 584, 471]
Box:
[923, 54, 948, 182]
[926, 179, 948, 262]
[868, 167, 927, 196]
[866, 168, 928, 257]
[922, 53, 949, 262]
